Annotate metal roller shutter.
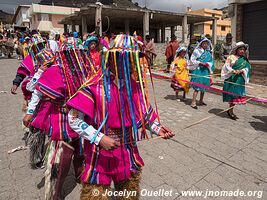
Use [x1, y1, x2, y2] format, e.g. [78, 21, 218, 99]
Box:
[243, 1, 267, 60]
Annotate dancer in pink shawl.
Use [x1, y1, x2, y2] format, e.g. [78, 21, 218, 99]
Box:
[22, 48, 55, 168]
[23, 37, 101, 199]
[11, 34, 47, 97]
[67, 34, 174, 200]
[11, 34, 49, 167]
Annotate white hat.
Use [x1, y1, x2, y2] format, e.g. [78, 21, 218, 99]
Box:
[176, 46, 187, 54]
[230, 41, 249, 55]
[195, 37, 212, 50]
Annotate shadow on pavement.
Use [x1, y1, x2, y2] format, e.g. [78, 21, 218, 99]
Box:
[61, 163, 77, 199]
[37, 177, 45, 189]
[164, 94, 191, 105]
[36, 163, 77, 199]
[164, 94, 177, 100]
[250, 116, 267, 133]
[208, 108, 229, 118]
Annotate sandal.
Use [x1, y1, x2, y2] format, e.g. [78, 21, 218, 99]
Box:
[199, 102, 207, 106]
[227, 110, 238, 120]
[191, 105, 198, 109]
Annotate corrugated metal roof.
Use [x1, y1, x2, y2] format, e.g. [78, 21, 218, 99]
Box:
[39, 0, 140, 8]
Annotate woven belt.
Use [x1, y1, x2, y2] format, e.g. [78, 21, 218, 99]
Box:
[42, 97, 66, 106]
[107, 128, 133, 143]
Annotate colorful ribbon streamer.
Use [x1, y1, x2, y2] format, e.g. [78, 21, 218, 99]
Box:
[152, 74, 267, 103]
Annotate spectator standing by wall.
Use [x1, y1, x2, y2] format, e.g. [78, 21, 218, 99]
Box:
[144, 35, 157, 67]
[165, 34, 179, 73]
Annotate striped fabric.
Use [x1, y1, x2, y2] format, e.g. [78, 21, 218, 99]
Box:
[17, 55, 35, 77]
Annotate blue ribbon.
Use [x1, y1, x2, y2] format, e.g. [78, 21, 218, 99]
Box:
[79, 137, 83, 155]
[118, 52, 127, 144]
[100, 49, 110, 136]
[90, 114, 109, 144]
[123, 51, 138, 143]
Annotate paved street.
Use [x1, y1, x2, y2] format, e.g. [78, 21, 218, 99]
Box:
[0, 58, 266, 200]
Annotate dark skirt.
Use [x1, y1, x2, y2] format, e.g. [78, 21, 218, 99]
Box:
[171, 79, 185, 92]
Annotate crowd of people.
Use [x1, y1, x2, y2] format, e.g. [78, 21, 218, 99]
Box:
[8, 29, 250, 200]
[0, 29, 15, 58]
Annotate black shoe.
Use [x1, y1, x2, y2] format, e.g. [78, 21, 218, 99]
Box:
[22, 131, 29, 140]
[227, 110, 237, 120]
[199, 102, 207, 106]
[191, 105, 198, 109]
[233, 114, 239, 119]
[31, 162, 44, 169]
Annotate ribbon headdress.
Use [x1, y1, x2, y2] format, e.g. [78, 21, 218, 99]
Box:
[86, 34, 160, 145]
[28, 34, 47, 70]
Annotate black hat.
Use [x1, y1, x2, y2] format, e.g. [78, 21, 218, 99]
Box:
[226, 33, 233, 39]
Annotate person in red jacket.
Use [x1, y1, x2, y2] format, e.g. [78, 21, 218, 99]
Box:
[165, 34, 179, 73]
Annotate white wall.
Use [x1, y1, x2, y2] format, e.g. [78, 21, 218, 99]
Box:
[15, 7, 30, 27]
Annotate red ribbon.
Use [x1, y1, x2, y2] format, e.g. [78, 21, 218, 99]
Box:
[152, 74, 267, 103]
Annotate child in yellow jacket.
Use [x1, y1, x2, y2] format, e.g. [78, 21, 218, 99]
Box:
[170, 47, 190, 101]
